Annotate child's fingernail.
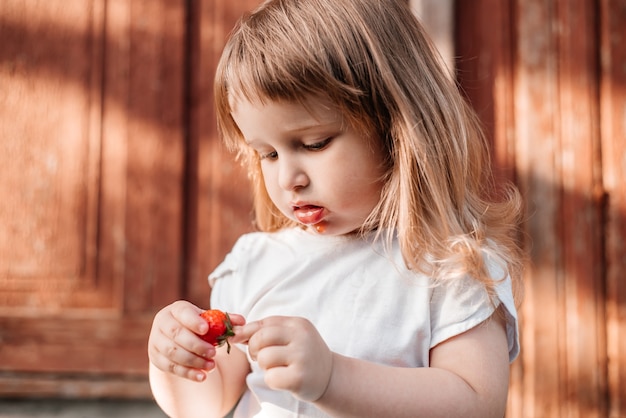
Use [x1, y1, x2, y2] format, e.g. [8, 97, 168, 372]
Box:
[195, 372, 206, 382]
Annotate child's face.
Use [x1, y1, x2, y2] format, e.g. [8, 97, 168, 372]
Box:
[231, 96, 386, 235]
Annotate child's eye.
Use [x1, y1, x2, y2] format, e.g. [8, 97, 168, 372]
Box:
[303, 138, 332, 151]
[259, 150, 278, 160]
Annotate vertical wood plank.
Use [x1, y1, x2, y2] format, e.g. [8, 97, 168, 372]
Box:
[184, 0, 258, 308]
[600, 0, 626, 416]
[85, 0, 106, 288]
[514, 2, 565, 416]
[512, 0, 608, 415]
[455, 0, 516, 184]
[554, 1, 607, 416]
[123, 0, 185, 313]
[99, 0, 131, 310]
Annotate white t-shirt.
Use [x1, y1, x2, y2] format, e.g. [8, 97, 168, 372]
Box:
[209, 228, 519, 418]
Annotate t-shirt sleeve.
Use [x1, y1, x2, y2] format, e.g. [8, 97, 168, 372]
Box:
[429, 261, 520, 363]
[208, 234, 251, 315]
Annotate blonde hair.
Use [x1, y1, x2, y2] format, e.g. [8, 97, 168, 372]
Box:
[214, 0, 524, 297]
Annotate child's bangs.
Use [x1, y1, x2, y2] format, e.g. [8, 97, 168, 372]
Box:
[223, 32, 345, 107]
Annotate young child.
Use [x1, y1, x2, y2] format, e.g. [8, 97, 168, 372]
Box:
[148, 0, 525, 417]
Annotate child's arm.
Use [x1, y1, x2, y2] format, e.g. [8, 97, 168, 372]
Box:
[317, 313, 509, 417]
[233, 312, 510, 418]
[148, 301, 250, 418]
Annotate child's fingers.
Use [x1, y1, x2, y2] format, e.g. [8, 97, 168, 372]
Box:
[149, 324, 216, 381]
[231, 320, 262, 345]
[228, 313, 247, 327]
[231, 316, 287, 347]
[169, 300, 210, 335]
[151, 346, 214, 382]
[160, 315, 216, 359]
[156, 340, 215, 370]
[150, 303, 216, 359]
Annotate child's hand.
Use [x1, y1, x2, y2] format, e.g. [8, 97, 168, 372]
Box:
[232, 316, 333, 402]
[148, 300, 245, 382]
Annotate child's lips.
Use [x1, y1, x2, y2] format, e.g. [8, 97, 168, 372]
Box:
[293, 205, 325, 225]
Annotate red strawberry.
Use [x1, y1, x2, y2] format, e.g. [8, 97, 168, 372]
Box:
[198, 309, 235, 353]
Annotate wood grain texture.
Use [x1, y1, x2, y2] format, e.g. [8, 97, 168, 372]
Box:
[457, 0, 622, 416]
[183, 0, 258, 308]
[0, 0, 187, 397]
[600, 0, 626, 416]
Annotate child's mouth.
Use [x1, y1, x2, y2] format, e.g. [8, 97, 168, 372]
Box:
[293, 205, 325, 225]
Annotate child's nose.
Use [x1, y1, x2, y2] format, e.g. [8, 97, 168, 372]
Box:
[278, 158, 309, 190]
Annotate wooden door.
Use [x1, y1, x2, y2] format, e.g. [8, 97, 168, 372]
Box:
[456, 0, 626, 416]
[0, 0, 257, 398]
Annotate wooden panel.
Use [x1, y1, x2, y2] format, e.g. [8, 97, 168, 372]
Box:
[0, 317, 151, 374]
[455, 0, 516, 183]
[0, 0, 111, 312]
[553, 2, 607, 416]
[0, 316, 154, 398]
[600, 0, 626, 416]
[512, 1, 606, 415]
[0, 374, 152, 399]
[183, 0, 259, 308]
[0, 0, 186, 398]
[456, 0, 613, 416]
